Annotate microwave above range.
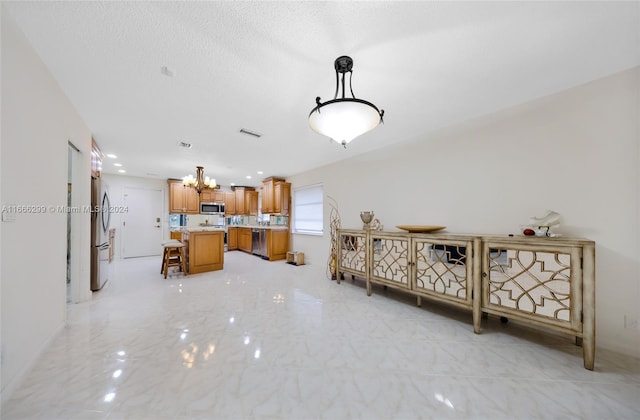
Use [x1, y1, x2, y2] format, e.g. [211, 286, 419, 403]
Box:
[200, 202, 225, 214]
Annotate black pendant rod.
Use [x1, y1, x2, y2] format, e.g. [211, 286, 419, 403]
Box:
[348, 71, 355, 99]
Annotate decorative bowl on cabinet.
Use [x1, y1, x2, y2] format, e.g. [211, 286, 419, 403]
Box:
[396, 225, 446, 233]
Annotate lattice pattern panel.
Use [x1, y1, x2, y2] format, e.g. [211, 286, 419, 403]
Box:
[486, 249, 571, 321]
[414, 242, 469, 300]
[339, 233, 367, 274]
[371, 237, 409, 286]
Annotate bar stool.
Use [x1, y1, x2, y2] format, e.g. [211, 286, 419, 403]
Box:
[160, 240, 181, 273]
[161, 240, 187, 279]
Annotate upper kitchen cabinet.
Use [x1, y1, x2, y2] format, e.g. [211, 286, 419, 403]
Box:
[225, 192, 236, 215]
[168, 180, 199, 214]
[261, 177, 290, 215]
[232, 187, 257, 215]
[261, 178, 276, 213]
[200, 190, 212, 203]
[274, 181, 290, 215]
[234, 188, 245, 215]
[91, 138, 104, 178]
[247, 190, 258, 216]
[200, 189, 225, 203]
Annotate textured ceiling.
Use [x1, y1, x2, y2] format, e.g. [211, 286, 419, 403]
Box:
[4, 1, 639, 187]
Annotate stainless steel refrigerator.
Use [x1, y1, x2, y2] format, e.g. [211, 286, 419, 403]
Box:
[90, 177, 111, 291]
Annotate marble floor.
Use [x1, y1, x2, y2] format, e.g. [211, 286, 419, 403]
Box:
[2, 252, 640, 419]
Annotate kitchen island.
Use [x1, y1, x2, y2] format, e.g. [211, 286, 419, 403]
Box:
[181, 228, 224, 274]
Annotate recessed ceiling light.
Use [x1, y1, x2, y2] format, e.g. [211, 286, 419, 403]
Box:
[106, 154, 117, 159]
[245, 175, 252, 179]
[230, 182, 236, 186]
[114, 163, 123, 167]
[257, 171, 263, 175]
[118, 169, 126, 173]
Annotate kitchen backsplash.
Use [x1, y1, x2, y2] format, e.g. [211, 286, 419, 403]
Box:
[225, 215, 288, 226]
[187, 214, 224, 227]
[170, 214, 289, 229]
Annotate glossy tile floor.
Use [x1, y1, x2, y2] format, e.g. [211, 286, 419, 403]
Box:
[3, 252, 640, 419]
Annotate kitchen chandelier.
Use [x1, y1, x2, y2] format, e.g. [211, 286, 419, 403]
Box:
[182, 166, 216, 194]
[308, 56, 384, 148]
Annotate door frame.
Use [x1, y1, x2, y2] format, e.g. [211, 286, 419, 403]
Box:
[67, 141, 91, 303]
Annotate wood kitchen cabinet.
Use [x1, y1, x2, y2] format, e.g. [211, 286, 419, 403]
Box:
[199, 189, 225, 203]
[247, 190, 258, 216]
[234, 188, 245, 215]
[227, 227, 238, 250]
[266, 229, 289, 261]
[238, 227, 252, 253]
[182, 230, 224, 273]
[199, 190, 212, 203]
[261, 178, 276, 213]
[261, 177, 290, 215]
[232, 187, 257, 216]
[168, 180, 199, 214]
[274, 181, 290, 215]
[185, 188, 199, 213]
[225, 192, 236, 215]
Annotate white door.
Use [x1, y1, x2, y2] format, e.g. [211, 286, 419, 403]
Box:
[122, 187, 163, 258]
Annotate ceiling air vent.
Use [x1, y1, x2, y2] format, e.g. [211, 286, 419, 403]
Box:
[239, 128, 262, 138]
[177, 141, 192, 149]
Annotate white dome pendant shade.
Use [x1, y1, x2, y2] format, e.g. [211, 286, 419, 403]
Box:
[309, 56, 384, 148]
[309, 98, 382, 146]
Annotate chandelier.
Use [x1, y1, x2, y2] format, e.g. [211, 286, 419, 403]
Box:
[182, 166, 216, 194]
[309, 56, 384, 148]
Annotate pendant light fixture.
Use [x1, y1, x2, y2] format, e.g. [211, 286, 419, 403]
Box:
[309, 56, 384, 148]
[182, 166, 216, 194]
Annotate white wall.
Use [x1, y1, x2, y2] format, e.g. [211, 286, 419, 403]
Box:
[289, 66, 640, 357]
[1, 9, 92, 401]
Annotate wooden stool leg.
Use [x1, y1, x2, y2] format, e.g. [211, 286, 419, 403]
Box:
[180, 247, 187, 275]
[163, 248, 170, 279]
[161, 247, 167, 273]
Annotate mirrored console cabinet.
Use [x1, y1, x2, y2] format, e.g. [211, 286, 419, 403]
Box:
[337, 229, 596, 370]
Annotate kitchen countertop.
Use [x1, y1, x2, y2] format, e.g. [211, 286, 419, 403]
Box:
[173, 225, 288, 233]
[182, 227, 226, 232]
[230, 225, 288, 230]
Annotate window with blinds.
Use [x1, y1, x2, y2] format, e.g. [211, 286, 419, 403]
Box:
[292, 184, 323, 235]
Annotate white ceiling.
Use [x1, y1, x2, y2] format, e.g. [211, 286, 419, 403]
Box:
[4, 1, 639, 187]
